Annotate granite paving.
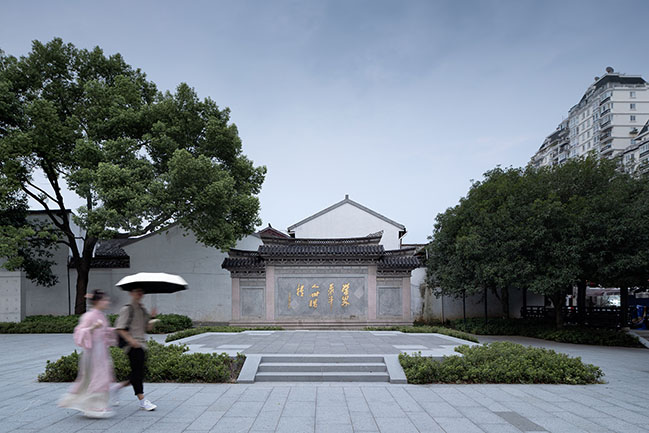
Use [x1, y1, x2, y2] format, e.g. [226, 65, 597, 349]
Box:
[0, 332, 648, 432]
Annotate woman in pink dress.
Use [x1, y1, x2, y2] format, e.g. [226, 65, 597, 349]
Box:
[58, 290, 117, 418]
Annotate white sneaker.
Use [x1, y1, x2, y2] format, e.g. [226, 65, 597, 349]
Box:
[139, 399, 157, 411]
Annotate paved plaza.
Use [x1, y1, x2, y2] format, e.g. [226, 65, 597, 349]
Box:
[175, 330, 474, 357]
[1, 332, 648, 433]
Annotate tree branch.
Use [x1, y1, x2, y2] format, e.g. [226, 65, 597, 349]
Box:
[24, 180, 58, 203]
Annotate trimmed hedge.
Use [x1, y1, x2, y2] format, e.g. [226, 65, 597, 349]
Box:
[166, 326, 284, 342]
[451, 318, 643, 347]
[399, 341, 604, 384]
[38, 340, 245, 383]
[365, 326, 479, 343]
[0, 313, 193, 334]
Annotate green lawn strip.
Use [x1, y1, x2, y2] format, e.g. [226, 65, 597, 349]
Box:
[399, 341, 604, 384]
[38, 340, 245, 383]
[165, 326, 284, 342]
[451, 318, 643, 348]
[0, 314, 192, 334]
[365, 325, 479, 343]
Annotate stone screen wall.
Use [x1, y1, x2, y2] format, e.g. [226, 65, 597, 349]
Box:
[274, 267, 368, 319]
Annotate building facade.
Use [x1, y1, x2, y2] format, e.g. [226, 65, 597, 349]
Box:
[531, 67, 649, 168]
[621, 120, 649, 174]
[222, 233, 420, 327]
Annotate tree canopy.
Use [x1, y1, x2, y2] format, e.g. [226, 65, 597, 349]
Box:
[0, 39, 266, 313]
[426, 156, 649, 327]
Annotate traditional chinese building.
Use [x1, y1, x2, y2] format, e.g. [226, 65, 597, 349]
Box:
[222, 233, 421, 327]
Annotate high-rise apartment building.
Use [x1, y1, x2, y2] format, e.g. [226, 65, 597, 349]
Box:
[531, 68, 649, 168]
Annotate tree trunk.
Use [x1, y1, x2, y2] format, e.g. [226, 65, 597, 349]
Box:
[551, 292, 565, 329]
[484, 287, 488, 324]
[577, 280, 587, 325]
[73, 237, 97, 314]
[500, 286, 510, 319]
[620, 286, 629, 329]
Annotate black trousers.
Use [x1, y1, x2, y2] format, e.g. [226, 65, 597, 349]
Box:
[127, 347, 146, 395]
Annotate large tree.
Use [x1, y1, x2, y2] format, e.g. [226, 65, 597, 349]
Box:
[426, 156, 649, 328]
[0, 39, 265, 313]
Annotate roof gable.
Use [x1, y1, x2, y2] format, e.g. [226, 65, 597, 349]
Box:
[287, 195, 405, 232]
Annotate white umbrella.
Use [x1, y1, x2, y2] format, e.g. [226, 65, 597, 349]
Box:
[116, 272, 188, 294]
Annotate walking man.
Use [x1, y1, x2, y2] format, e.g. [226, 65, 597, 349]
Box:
[114, 287, 158, 411]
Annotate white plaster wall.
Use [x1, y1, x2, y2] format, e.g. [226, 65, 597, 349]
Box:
[71, 226, 262, 322]
[414, 284, 545, 322]
[0, 270, 23, 322]
[291, 203, 403, 250]
[23, 243, 73, 317]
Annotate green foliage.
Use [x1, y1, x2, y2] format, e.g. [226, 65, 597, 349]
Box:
[426, 157, 649, 326]
[364, 326, 479, 343]
[399, 342, 604, 384]
[147, 314, 193, 334]
[165, 326, 284, 342]
[452, 318, 643, 347]
[0, 39, 265, 313]
[38, 340, 245, 383]
[0, 313, 192, 334]
[0, 188, 59, 286]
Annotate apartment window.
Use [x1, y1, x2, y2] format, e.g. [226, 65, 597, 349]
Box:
[630, 103, 636, 110]
[630, 91, 636, 98]
[631, 115, 637, 122]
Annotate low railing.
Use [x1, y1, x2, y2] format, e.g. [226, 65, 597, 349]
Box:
[521, 306, 635, 328]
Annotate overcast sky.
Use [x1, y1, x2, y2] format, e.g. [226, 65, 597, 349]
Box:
[3, 0, 649, 243]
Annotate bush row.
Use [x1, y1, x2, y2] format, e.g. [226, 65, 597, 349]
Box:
[451, 318, 643, 347]
[0, 313, 192, 334]
[38, 340, 245, 383]
[364, 326, 479, 343]
[399, 341, 604, 384]
[166, 326, 284, 342]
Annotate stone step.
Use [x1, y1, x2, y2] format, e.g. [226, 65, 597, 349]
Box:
[229, 321, 412, 329]
[255, 371, 390, 382]
[259, 355, 385, 364]
[258, 362, 387, 373]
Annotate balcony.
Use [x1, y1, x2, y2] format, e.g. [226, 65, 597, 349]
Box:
[599, 133, 613, 142]
[600, 108, 611, 116]
[600, 143, 612, 152]
[599, 95, 611, 105]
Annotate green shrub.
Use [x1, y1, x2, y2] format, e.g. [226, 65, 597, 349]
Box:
[0, 313, 193, 334]
[0, 315, 78, 333]
[148, 314, 193, 334]
[38, 340, 245, 383]
[399, 341, 604, 385]
[364, 325, 479, 343]
[166, 326, 284, 342]
[451, 317, 643, 347]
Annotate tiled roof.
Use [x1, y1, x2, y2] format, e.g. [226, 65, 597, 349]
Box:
[378, 255, 421, 269]
[95, 240, 129, 258]
[221, 256, 264, 269]
[259, 244, 384, 256]
[262, 234, 383, 246]
[69, 257, 130, 269]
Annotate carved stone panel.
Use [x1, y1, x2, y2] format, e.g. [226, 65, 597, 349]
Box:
[378, 287, 401, 317]
[275, 274, 367, 319]
[241, 287, 265, 318]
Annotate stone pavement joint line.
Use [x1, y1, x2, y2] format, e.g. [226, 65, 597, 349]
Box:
[0, 332, 648, 432]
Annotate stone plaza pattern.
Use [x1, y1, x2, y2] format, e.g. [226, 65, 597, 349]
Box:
[2, 333, 649, 432]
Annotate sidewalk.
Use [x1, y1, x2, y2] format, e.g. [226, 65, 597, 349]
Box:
[1, 333, 648, 433]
